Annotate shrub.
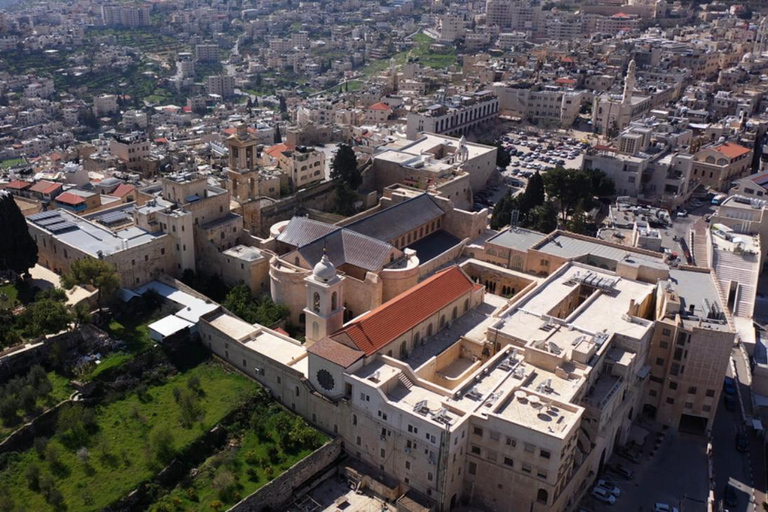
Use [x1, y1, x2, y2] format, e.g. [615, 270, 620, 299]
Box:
[24, 463, 41, 491]
[150, 426, 176, 465]
[187, 487, 199, 502]
[212, 469, 236, 501]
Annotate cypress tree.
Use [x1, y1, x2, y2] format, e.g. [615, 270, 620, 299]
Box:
[0, 191, 38, 277]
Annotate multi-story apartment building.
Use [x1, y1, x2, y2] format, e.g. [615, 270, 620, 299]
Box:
[109, 132, 150, 170]
[406, 91, 499, 140]
[195, 43, 219, 62]
[101, 4, 152, 27]
[265, 143, 325, 189]
[692, 142, 753, 192]
[205, 75, 235, 98]
[492, 84, 585, 127]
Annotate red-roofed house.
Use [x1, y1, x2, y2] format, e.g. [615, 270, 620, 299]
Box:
[3, 180, 32, 197]
[54, 191, 88, 212]
[365, 102, 392, 124]
[693, 142, 753, 191]
[111, 183, 136, 202]
[29, 180, 63, 201]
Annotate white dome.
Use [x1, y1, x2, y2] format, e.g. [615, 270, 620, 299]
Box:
[313, 253, 337, 282]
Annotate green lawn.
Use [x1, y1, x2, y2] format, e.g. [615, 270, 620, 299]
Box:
[360, 31, 456, 78]
[0, 362, 258, 512]
[0, 281, 36, 309]
[0, 158, 25, 169]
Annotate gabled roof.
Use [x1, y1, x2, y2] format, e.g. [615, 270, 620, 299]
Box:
[330, 266, 477, 355]
[112, 183, 135, 198]
[277, 217, 338, 248]
[299, 228, 393, 273]
[6, 180, 31, 190]
[29, 180, 62, 195]
[345, 193, 444, 243]
[713, 142, 750, 159]
[265, 143, 295, 158]
[55, 192, 86, 205]
[307, 337, 364, 368]
[368, 102, 392, 111]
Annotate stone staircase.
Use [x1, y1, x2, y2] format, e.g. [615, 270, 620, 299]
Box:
[713, 248, 759, 318]
[398, 372, 414, 390]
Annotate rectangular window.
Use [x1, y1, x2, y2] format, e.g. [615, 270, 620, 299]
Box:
[405, 460, 411, 470]
[662, 328, 671, 336]
[503, 457, 514, 467]
[706, 389, 715, 397]
[473, 427, 483, 437]
[506, 437, 516, 447]
[688, 386, 697, 394]
[649, 389, 657, 397]
[468, 462, 477, 475]
[669, 381, 678, 390]
[666, 397, 674, 404]
[524, 443, 535, 453]
[380, 449, 385, 458]
[540, 450, 550, 459]
[655, 357, 665, 366]
[522, 464, 532, 474]
[684, 402, 693, 409]
[471, 445, 481, 455]
[660, 341, 669, 349]
[537, 469, 548, 479]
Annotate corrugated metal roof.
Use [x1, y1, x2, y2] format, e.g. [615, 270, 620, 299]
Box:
[537, 234, 663, 265]
[345, 193, 444, 243]
[277, 217, 338, 247]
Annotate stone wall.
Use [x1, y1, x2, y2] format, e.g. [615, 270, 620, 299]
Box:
[0, 399, 69, 457]
[230, 439, 343, 512]
[255, 180, 338, 237]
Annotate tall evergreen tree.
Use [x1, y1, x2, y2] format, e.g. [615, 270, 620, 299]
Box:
[518, 171, 545, 217]
[0, 191, 38, 277]
[274, 124, 282, 144]
[330, 144, 361, 190]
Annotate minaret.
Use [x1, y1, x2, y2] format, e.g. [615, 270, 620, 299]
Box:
[622, 59, 636, 107]
[303, 249, 345, 345]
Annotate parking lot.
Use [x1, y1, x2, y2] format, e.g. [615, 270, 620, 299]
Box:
[580, 424, 709, 512]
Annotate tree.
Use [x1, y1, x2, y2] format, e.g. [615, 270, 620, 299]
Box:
[333, 182, 358, 216]
[567, 200, 588, 234]
[77, 108, 99, 129]
[150, 425, 176, 465]
[73, 302, 92, 328]
[223, 284, 290, 326]
[273, 123, 282, 144]
[495, 143, 511, 168]
[528, 201, 559, 233]
[0, 191, 38, 277]
[518, 171, 545, 217]
[490, 191, 517, 230]
[330, 144, 361, 190]
[22, 298, 71, 338]
[61, 257, 119, 308]
[278, 95, 287, 113]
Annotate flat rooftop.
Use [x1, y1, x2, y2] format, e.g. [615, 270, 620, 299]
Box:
[494, 389, 580, 438]
[243, 329, 308, 368]
[207, 311, 258, 341]
[487, 227, 546, 252]
[401, 133, 495, 160]
[405, 230, 461, 264]
[28, 209, 165, 258]
[535, 233, 665, 268]
[666, 268, 730, 331]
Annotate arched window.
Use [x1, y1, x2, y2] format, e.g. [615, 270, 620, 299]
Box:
[387, 350, 393, 357]
[452, 306, 458, 320]
[537, 489, 548, 504]
[414, 332, 421, 345]
[295, 257, 300, 265]
[400, 341, 407, 358]
[331, 291, 338, 311]
[427, 324, 433, 337]
[313, 292, 321, 313]
[440, 315, 446, 328]
[464, 299, 470, 312]
[312, 322, 319, 339]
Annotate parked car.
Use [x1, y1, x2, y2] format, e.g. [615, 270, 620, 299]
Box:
[591, 486, 616, 505]
[724, 483, 738, 507]
[677, 209, 688, 218]
[595, 480, 621, 496]
[608, 463, 634, 479]
[724, 377, 736, 396]
[653, 503, 679, 512]
[736, 432, 749, 453]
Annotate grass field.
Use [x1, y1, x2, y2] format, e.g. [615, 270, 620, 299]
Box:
[0, 281, 36, 309]
[87, 309, 162, 380]
[361, 31, 456, 78]
[0, 362, 258, 512]
[0, 158, 25, 169]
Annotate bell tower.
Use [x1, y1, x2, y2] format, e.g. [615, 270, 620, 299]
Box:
[304, 250, 345, 344]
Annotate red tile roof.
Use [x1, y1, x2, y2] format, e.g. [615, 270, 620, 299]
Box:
[55, 192, 86, 205]
[6, 180, 31, 190]
[29, 180, 62, 195]
[368, 102, 392, 111]
[307, 337, 364, 368]
[111, 183, 135, 198]
[713, 142, 750, 159]
[331, 266, 477, 355]
[265, 143, 294, 158]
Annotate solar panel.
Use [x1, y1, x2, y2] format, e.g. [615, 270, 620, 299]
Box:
[37, 216, 66, 227]
[28, 210, 60, 222]
[97, 211, 129, 225]
[47, 222, 77, 234]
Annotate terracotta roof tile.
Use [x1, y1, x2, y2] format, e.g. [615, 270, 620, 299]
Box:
[307, 337, 364, 368]
[29, 180, 62, 195]
[331, 266, 477, 355]
[713, 142, 750, 159]
[368, 102, 392, 111]
[111, 183, 135, 198]
[55, 192, 86, 205]
[6, 180, 31, 190]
